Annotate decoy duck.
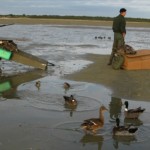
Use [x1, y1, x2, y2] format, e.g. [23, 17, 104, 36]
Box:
[113, 118, 138, 136]
[81, 105, 108, 134]
[35, 81, 41, 89]
[63, 82, 71, 89]
[63, 95, 77, 106]
[124, 101, 145, 119]
[64, 97, 77, 117]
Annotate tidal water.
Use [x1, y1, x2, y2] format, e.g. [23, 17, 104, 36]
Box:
[0, 25, 150, 150]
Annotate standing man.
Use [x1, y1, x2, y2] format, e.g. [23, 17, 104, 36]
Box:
[108, 8, 127, 65]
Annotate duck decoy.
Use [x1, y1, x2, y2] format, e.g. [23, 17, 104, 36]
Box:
[63, 95, 77, 106]
[63, 82, 71, 89]
[81, 105, 108, 134]
[35, 81, 41, 90]
[113, 118, 138, 136]
[64, 96, 77, 117]
[98, 36, 103, 39]
[124, 101, 145, 119]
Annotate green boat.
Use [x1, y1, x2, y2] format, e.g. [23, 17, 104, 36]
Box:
[0, 40, 49, 70]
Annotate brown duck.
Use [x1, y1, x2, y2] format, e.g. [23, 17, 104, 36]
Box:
[35, 81, 41, 90]
[63, 82, 70, 89]
[81, 105, 108, 134]
[124, 101, 145, 119]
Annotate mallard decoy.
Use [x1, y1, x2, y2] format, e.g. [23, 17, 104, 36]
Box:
[63, 82, 71, 94]
[63, 95, 77, 106]
[64, 97, 77, 117]
[81, 105, 108, 134]
[63, 82, 70, 89]
[113, 118, 138, 136]
[124, 101, 145, 119]
[35, 81, 41, 89]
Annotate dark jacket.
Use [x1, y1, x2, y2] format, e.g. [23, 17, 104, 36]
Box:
[112, 14, 126, 34]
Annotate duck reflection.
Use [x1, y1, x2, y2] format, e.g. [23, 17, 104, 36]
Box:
[63, 95, 78, 117]
[64, 103, 77, 117]
[80, 134, 104, 150]
[124, 118, 143, 126]
[113, 135, 137, 149]
[0, 70, 45, 99]
[109, 97, 122, 120]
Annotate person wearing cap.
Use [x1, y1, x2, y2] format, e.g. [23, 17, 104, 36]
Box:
[108, 8, 127, 65]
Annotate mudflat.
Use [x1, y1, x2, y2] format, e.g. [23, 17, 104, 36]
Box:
[0, 17, 150, 28]
[66, 54, 150, 101]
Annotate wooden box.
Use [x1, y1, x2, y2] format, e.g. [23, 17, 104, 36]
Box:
[123, 50, 150, 70]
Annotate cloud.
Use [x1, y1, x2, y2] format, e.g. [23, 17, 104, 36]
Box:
[0, 0, 150, 18]
[83, 0, 150, 11]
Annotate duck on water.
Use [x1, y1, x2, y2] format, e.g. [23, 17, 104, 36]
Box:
[124, 101, 145, 119]
[81, 105, 108, 134]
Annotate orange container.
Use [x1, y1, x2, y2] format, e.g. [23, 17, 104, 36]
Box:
[123, 50, 150, 70]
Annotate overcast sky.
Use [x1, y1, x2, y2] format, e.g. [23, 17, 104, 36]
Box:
[0, 0, 150, 18]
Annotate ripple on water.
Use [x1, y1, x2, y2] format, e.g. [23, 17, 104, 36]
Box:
[52, 121, 112, 143]
[18, 79, 92, 95]
[18, 90, 101, 112]
[52, 121, 150, 145]
[135, 124, 150, 143]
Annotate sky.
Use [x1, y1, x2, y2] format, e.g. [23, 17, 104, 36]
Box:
[0, 0, 150, 19]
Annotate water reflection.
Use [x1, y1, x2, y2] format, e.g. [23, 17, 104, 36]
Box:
[113, 135, 137, 149]
[80, 134, 104, 150]
[109, 97, 122, 120]
[124, 118, 143, 126]
[0, 70, 46, 99]
[64, 104, 77, 117]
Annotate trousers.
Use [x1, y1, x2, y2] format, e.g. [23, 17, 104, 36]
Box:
[108, 32, 125, 64]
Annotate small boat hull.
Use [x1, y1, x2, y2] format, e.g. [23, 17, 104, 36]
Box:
[10, 50, 48, 70]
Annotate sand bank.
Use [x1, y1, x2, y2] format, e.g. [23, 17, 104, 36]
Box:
[66, 54, 150, 101]
[0, 18, 150, 28]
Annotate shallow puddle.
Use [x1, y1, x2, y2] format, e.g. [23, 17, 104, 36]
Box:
[0, 25, 150, 149]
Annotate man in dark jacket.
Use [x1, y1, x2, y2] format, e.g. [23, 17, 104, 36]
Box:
[108, 8, 127, 65]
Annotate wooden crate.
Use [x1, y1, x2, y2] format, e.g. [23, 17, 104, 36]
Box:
[123, 50, 150, 70]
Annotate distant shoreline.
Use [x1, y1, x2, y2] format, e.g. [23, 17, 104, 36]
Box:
[0, 18, 150, 28]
